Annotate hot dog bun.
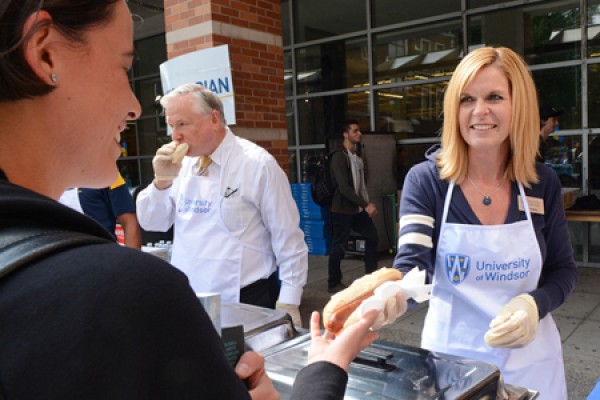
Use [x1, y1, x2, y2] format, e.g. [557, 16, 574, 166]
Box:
[171, 142, 189, 164]
[323, 267, 403, 334]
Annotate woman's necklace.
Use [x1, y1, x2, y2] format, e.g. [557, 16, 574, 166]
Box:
[467, 176, 503, 206]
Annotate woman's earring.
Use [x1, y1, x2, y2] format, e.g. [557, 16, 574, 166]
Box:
[50, 73, 57, 84]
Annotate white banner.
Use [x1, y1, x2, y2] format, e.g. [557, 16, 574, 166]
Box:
[159, 45, 236, 126]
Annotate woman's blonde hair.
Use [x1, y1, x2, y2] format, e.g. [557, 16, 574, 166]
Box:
[437, 46, 540, 187]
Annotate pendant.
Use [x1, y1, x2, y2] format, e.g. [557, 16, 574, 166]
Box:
[483, 196, 492, 206]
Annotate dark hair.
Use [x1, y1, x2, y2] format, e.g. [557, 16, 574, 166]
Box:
[341, 119, 359, 134]
[0, 0, 120, 101]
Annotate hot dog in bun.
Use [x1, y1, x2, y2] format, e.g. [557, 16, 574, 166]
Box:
[171, 142, 189, 164]
[323, 267, 403, 335]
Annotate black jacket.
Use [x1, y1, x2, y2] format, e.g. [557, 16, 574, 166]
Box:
[0, 171, 347, 399]
[329, 149, 368, 214]
[0, 170, 251, 399]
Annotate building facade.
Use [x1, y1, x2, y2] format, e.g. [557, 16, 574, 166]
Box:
[123, 0, 600, 265]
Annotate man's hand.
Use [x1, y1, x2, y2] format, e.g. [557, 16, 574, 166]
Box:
[235, 351, 280, 400]
[152, 142, 187, 186]
[484, 294, 539, 348]
[365, 203, 378, 218]
[276, 302, 302, 328]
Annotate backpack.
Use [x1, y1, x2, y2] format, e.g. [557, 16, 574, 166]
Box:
[0, 225, 112, 280]
[309, 150, 349, 207]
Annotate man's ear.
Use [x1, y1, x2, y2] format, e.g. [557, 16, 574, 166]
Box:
[22, 10, 57, 85]
[210, 109, 220, 125]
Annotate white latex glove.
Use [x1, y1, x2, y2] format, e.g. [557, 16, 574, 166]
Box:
[345, 289, 407, 332]
[484, 294, 539, 348]
[370, 291, 407, 330]
[153, 142, 188, 181]
[276, 302, 302, 328]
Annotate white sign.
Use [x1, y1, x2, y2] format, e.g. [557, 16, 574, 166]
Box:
[159, 45, 236, 125]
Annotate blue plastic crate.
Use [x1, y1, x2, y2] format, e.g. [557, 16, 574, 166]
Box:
[293, 194, 318, 206]
[290, 183, 312, 195]
[300, 220, 330, 239]
[298, 206, 328, 220]
[304, 236, 330, 247]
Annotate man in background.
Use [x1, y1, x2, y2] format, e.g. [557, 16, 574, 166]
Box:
[59, 173, 141, 249]
[136, 84, 307, 327]
[539, 106, 563, 162]
[327, 120, 379, 293]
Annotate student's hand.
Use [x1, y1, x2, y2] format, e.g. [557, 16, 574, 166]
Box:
[235, 351, 280, 400]
[307, 310, 379, 372]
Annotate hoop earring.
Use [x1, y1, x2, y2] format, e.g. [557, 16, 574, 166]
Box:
[50, 73, 57, 84]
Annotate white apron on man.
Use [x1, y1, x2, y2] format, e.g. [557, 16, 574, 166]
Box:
[169, 157, 272, 304]
[421, 182, 567, 399]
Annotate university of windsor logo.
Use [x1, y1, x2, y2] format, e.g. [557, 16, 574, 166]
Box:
[446, 254, 470, 285]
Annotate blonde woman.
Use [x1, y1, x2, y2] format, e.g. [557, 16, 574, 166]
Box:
[393, 47, 578, 398]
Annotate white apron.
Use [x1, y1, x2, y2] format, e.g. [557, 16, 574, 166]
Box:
[169, 160, 273, 304]
[422, 182, 566, 399]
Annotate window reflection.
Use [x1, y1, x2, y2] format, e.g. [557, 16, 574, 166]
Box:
[542, 135, 583, 190]
[299, 149, 329, 184]
[468, 1, 581, 65]
[137, 118, 168, 159]
[284, 51, 293, 97]
[295, 37, 369, 94]
[372, 0, 460, 28]
[293, 0, 366, 43]
[135, 77, 163, 118]
[120, 28, 167, 189]
[397, 143, 438, 188]
[288, 149, 299, 183]
[282, 0, 291, 46]
[532, 67, 581, 130]
[373, 21, 462, 84]
[134, 34, 167, 77]
[588, 1, 600, 57]
[297, 92, 369, 146]
[588, 64, 600, 128]
[118, 159, 141, 189]
[590, 135, 600, 195]
[375, 84, 445, 139]
[286, 100, 296, 146]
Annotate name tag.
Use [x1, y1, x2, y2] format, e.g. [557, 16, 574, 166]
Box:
[518, 195, 544, 215]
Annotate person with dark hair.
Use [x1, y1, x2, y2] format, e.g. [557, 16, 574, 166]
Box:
[0, 1, 382, 398]
[538, 106, 563, 162]
[327, 120, 379, 293]
[392, 47, 578, 398]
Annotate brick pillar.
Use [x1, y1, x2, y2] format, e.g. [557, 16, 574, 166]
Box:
[163, 0, 289, 174]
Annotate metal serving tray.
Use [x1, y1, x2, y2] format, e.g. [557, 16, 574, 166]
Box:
[221, 302, 299, 352]
[262, 334, 538, 400]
